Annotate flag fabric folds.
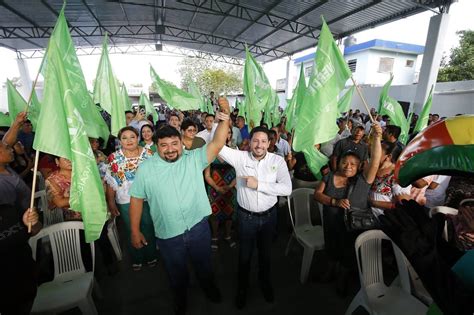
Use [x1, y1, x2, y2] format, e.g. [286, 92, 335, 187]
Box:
[150, 65, 200, 111]
[378, 76, 409, 144]
[284, 64, 306, 131]
[121, 83, 133, 112]
[33, 39, 107, 243]
[93, 35, 126, 137]
[7, 80, 27, 125]
[188, 80, 207, 112]
[43, 6, 109, 143]
[293, 18, 351, 177]
[243, 47, 272, 129]
[139, 92, 158, 123]
[338, 85, 355, 116]
[413, 85, 434, 134]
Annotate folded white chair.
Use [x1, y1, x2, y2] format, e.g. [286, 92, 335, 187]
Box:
[345, 229, 428, 315]
[285, 188, 324, 283]
[29, 221, 98, 315]
[107, 217, 123, 261]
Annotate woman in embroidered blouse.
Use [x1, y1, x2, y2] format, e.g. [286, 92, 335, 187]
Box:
[139, 124, 157, 153]
[105, 126, 158, 271]
[369, 141, 412, 217]
[45, 157, 82, 221]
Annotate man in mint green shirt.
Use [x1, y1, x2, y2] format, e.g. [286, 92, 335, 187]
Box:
[129, 98, 230, 315]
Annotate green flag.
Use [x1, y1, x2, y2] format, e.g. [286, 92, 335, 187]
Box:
[206, 98, 215, 115]
[120, 83, 133, 111]
[272, 104, 282, 127]
[378, 76, 409, 144]
[43, 6, 109, 142]
[7, 79, 27, 125]
[93, 35, 126, 137]
[338, 85, 355, 116]
[139, 92, 158, 123]
[33, 39, 107, 242]
[0, 112, 10, 127]
[414, 85, 434, 133]
[150, 66, 200, 111]
[237, 98, 246, 120]
[284, 64, 306, 131]
[264, 90, 278, 127]
[28, 90, 41, 131]
[243, 46, 272, 129]
[293, 18, 351, 177]
[188, 80, 207, 112]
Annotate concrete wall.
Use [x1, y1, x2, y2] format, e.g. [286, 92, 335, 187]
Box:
[348, 80, 474, 117]
[349, 50, 418, 85]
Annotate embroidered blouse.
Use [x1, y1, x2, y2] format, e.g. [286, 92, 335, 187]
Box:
[104, 147, 153, 204]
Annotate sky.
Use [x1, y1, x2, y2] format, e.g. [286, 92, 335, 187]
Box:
[1, 0, 473, 110]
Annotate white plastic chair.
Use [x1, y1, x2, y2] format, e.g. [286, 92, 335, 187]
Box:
[35, 190, 64, 227]
[285, 188, 324, 283]
[29, 221, 98, 315]
[345, 230, 428, 315]
[107, 217, 122, 261]
[429, 206, 458, 241]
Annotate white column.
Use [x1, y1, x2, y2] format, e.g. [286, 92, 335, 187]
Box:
[16, 58, 33, 99]
[284, 57, 291, 101]
[413, 13, 450, 114]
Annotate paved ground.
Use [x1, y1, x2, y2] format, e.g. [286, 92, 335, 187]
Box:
[87, 204, 364, 315]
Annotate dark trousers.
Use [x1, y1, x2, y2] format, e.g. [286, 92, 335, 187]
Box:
[156, 217, 215, 307]
[237, 204, 277, 290]
[323, 206, 359, 269]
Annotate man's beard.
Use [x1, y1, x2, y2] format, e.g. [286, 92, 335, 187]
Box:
[164, 151, 180, 162]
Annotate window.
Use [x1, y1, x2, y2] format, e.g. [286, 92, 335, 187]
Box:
[406, 59, 414, 68]
[378, 57, 394, 73]
[347, 59, 357, 73]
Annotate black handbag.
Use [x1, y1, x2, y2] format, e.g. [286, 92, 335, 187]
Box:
[343, 183, 379, 231]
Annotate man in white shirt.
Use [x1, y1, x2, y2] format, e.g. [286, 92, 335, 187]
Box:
[196, 114, 215, 143]
[271, 127, 291, 158]
[218, 126, 292, 309]
[320, 118, 350, 158]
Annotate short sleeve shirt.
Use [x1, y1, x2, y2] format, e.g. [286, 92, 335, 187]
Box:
[129, 145, 211, 239]
[332, 137, 369, 162]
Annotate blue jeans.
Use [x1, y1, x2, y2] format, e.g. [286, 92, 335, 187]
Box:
[237, 204, 277, 290]
[156, 217, 215, 304]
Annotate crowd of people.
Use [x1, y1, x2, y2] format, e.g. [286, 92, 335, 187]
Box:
[1, 93, 473, 315]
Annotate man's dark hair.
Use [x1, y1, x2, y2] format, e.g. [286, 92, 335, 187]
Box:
[206, 114, 215, 119]
[260, 122, 268, 129]
[268, 129, 277, 139]
[169, 113, 179, 120]
[381, 141, 397, 162]
[125, 110, 133, 115]
[249, 126, 270, 140]
[237, 115, 245, 121]
[180, 118, 197, 131]
[118, 126, 139, 139]
[432, 113, 440, 118]
[154, 125, 181, 144]
[385, 125, 401, 139]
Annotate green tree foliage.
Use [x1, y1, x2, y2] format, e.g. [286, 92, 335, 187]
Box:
[178, 57, 243, 96]
[437, 30, 474, 82]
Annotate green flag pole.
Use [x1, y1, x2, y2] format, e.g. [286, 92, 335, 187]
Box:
[350, 76, 375, 123]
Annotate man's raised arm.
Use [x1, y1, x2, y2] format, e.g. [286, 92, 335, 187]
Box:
[207, 97, 230, 163]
